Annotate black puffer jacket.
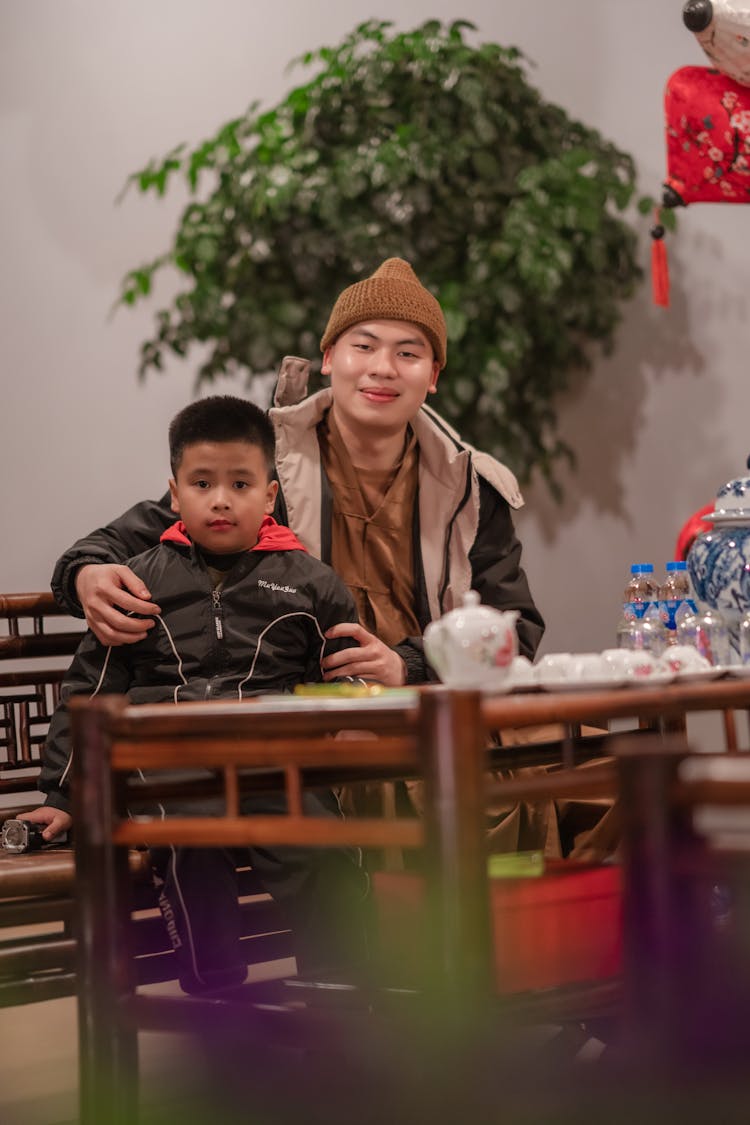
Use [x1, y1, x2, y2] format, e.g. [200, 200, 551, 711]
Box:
[42, 518, 357, 812]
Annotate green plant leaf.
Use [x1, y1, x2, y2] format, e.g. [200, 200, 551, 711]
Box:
[116, 19, 644, 492]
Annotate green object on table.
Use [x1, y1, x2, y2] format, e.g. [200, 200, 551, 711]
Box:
[293, 683, 416, 699]
[488, 851, 545, 879]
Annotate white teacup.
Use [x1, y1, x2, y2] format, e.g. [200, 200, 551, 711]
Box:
[509, 655, 535, 687]
[569, 653, 607, 681]
[601, 649, 632, 676]
[660, 645, 711, 675]
[606, 649, 657, 679]
[535, 653, 573, 682]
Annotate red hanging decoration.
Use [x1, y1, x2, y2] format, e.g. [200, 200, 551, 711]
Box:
[652, 62, 750, 308]
[651, 214, 669, 308]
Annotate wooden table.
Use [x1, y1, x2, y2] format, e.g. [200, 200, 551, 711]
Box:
[70, 678, 750, 1123]
[482, 676, 750, 758]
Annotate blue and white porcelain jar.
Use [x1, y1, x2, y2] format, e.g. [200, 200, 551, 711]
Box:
[687, 462, 750, 657]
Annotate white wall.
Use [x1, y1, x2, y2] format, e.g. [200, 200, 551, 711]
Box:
[2, 0, 749, 654]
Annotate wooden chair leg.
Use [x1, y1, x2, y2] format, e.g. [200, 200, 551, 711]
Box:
[77, 843, 138, 1125]
[74, 704, 139, 1125]
[722, 707, 738, 752]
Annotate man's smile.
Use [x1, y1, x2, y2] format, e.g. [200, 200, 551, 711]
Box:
[360, 386, 399, 403]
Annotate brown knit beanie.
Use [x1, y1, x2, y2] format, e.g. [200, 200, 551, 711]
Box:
[320, 258, 447, 369]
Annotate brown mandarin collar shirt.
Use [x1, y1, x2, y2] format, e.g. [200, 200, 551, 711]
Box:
[317, 409, 421, 648]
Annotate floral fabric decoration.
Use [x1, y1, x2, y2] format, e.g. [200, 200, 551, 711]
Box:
[664, 65, 750, 204]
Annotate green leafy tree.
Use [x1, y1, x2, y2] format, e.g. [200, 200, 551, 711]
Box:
[119, 19, 644, 489]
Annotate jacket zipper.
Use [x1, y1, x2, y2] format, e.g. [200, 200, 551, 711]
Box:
[212, 588, 224, 639]
[205, 586, 225, 699]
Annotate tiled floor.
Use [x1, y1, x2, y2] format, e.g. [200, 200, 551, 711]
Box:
[1, 959, 297, 1125]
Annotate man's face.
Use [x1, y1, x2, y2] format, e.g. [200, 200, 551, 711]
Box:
[322, 319, 439, 441]
[169, 441, 278, 554]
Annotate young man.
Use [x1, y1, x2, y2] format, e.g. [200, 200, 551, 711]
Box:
[26, 396, 369, 992]
[51, 259, 544, 682]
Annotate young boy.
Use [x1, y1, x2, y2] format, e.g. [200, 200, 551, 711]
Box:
[24, 396, 369, 992]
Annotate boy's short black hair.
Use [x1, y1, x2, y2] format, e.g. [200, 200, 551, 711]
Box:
[169, 396, 275, 477]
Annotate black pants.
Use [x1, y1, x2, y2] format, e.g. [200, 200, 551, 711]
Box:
[148, 789, 371, 994]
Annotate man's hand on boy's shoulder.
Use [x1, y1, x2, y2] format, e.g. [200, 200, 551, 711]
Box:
[322, 623, 406, 686]
[75, 564, 161, 646]
[20, 806, 73, 843]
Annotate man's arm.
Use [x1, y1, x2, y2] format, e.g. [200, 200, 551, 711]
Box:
[317, 571, 407, 686]
[469, 477, 545, 660]
[51, 495, 173, 645]
[52, 494, 173, 614]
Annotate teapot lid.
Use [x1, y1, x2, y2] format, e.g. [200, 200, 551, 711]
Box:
[450, 590, 517, 620]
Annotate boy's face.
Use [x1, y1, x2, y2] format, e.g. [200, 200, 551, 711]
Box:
[169, 441, 278, 554]
[321, 319, 439, 443]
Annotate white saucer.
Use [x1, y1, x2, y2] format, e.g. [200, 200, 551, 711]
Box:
[672, 667, 728, 683]
[506, 680, 541, 694]
[724, 665, 750, 679]
[481, 681, 517, 696]
[537, 676, 627, 693]
[625, 671, 675, 687]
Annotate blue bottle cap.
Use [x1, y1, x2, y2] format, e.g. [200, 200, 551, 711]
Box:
[666, 561, 687, 571]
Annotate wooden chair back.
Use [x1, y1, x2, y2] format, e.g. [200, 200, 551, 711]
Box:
[0, 592, 85, 800]
[0, 593, 84, 1005]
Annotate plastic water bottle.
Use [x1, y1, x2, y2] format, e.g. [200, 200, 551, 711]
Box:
[622, 564, 657, 621]
[643, 602, 668, 655]
[617, 564, 664, 652]
[674, 600, 699, 647]
[658, 561, 697, 644]
[617, 609, 667, 654]
[677, 604, 730, 666]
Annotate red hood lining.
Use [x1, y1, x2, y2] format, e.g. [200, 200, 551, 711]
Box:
[160, 514, 307, 553]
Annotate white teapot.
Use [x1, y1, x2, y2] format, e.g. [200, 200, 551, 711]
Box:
[423, 591, 519, 690]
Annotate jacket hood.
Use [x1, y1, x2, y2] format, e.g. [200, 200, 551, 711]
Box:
[160, 515, 307, 553]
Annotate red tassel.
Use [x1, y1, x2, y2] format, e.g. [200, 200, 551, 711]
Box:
[651, 213, 670, 307]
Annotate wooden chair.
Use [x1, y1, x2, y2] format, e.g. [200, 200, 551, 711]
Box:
[0, 593, 84, 1004]
[0, 593, 293, 1009]
[0, 591, 85, 804]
